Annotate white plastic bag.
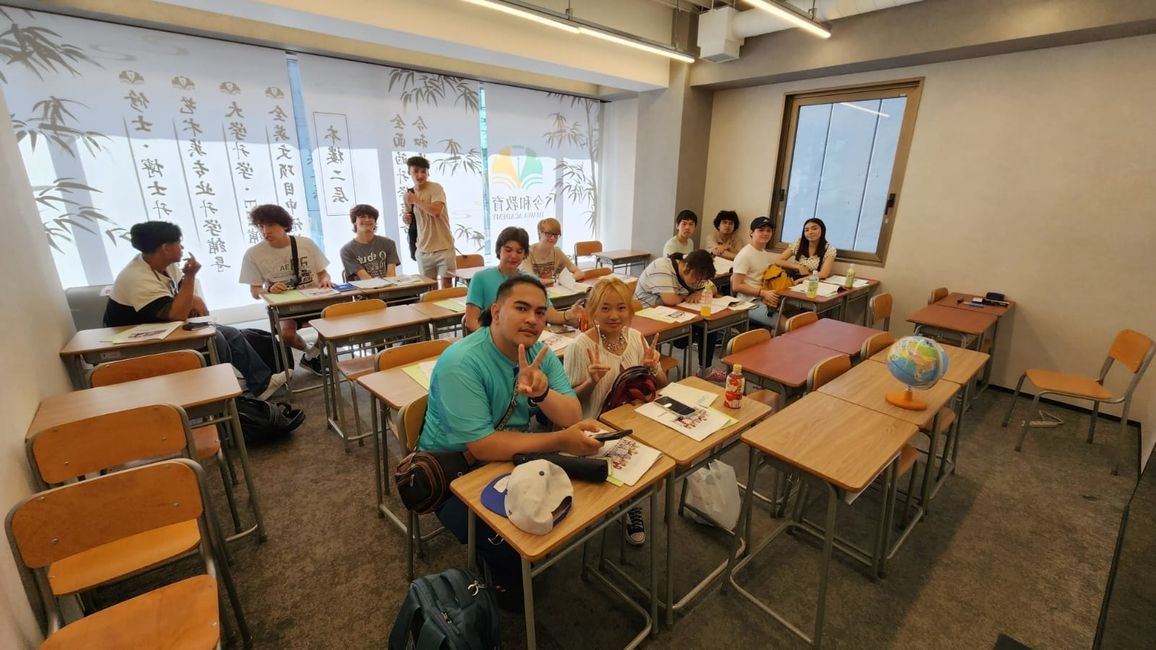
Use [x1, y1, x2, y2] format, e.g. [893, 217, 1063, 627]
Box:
[683, 460, 741, 530]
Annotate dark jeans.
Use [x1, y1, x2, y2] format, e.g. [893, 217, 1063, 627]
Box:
[437, 494, 522, 590]
[672, 324, 721, 370]
[213, 324, 273, 395]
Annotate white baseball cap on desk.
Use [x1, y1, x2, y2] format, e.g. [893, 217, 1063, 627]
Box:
[480, 459, 573, 536]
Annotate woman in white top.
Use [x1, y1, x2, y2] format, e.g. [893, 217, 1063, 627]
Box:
[776, 217, 837, 279]
[521, 217, 586, 286]
[730, 216, 781, 329]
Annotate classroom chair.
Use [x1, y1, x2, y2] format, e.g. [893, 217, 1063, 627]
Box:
[805, 355, 851, 393]
[783, 311, 818, 333]
[89, 351, 243, 535]
[1002, 329, 1155, 475]
[869, 292, 893, 331]
[862, 331, 896, 359]
[7, 459, 249, 647]
[320, 299, 389, 451]
[928, 287, 949, 304]
[724, 329, 781, 409]
[583, 267, 613, 279]
[455, 254, 484, 269]
[574, 240, 602, 266]
[395, 394, 449, 581]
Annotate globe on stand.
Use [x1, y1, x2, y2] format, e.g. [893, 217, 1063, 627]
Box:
[884, 336, 949, 410]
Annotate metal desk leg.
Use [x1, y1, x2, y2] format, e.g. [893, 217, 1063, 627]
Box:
[522, 557, 537, 649]
[227, 398, 268, 542]
[813, 484, 838, 648]
[664, 473, 675, 627]
[65, 356, 86, 390]
[466, 510, 477, 572]
[267, 306, 294, 392]
[371, 396, 384, 517]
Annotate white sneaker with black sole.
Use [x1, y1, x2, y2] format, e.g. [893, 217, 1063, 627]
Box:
[256, 371, 290, 401]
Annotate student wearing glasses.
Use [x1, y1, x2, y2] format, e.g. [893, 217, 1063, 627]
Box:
[521, 217, 587, 285]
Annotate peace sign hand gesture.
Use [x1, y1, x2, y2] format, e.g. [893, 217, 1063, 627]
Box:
[586, 346, 610, 385]
[641, 333, 662, 370]
[516, 344, 551, 398]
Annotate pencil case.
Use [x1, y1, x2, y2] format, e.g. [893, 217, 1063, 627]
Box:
[513, 453, 609, 483]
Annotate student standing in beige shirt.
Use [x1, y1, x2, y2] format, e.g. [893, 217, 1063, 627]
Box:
[402, 155, 456, 288]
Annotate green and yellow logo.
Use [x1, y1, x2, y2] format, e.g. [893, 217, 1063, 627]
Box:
[490, 146, 544, 191]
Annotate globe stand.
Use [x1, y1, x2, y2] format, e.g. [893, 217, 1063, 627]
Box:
[885, 386, 928, 411]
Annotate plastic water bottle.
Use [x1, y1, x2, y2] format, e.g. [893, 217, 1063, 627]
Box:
[806, 270, 820, 299]
[844, 264, 856, 290]
[700, 281, 714, 317]
[724, 364, 744, 409]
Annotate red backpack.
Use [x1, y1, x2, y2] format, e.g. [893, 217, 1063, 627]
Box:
[598, 366, 659, 415]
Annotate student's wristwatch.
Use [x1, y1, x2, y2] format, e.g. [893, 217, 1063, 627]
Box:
[527, 386, 551, 406]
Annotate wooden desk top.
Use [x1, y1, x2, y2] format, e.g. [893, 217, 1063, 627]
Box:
[451, 455, 675, 561]
[869, 344, 990, 386]
[779, 284, 844, 306]
[672, 303, 750, 323]
[780, 318, 879, 356]
[356, 358, 436, 412]
[29, 364, 241, 436]
[60, 322, 216, 356]
[410, 301, 464, 322]
[907, 304, 997, 336]
[817, 360, 960, 429]
[309, 304, 430, 340]
[741, 392, 918, 492]
[594, 249, 651, 262]
[261, 277, 436, 308]
[450, 267, 484, 282]
[632, 313, 701, 339]
[599, 377, 772, 467]
[722, 337, 844, 389]
[935, 292, 1015, 317]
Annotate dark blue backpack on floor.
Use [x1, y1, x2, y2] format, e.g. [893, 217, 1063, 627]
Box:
[388, 568, 500, 650]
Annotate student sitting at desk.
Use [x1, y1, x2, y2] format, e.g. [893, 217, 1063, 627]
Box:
[239, 204, 333, 376]
[776, 217, 837, 280]
[731, 216, 782, 330]
[104, 221, 289, 401]
[463, 226, 583, 335]
[564, 277, 668, 545]
[420, 275, 603, 604]
[635, 250, 725, 382]
[520, 217, 586, 285]
[340, 203, 400, 280]
[704, 210, 742, 261]
[662, 209, 698, 257]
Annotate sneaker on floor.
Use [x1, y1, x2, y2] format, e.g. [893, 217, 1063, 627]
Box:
[300, 354, 324, 376]
[699, 367, 727, 383]
[256, 371, 290, 401]
[624, 507, 645, 546]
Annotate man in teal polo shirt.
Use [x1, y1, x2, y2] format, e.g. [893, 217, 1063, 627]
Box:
[421, 274, 601, 606]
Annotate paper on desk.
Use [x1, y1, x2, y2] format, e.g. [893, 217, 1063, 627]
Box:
[825, 275, 869, 289]
[659, 382, 716, 408]
[635, 402, 735, 442]
[262, 290, 306, 303]
[102, 321, 183, 344]
[595, 438, 662, 487]
[434, 298, 467, 313]
[391, 275, 426, 285]
[546, 284, 584, 299]
[538, 332, 575, 355]
[402, 360, 437, 389]
[713, 257, 734, 276]
[635, 306, 696, 324]
[349, 278, 388, 289]
[676, 296, 738, 313]
[786, 282, 839, 298]
[300, 287, 338, 297]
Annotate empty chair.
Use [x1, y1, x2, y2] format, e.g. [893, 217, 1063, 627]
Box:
[320, 299, 388, 451]
[783, 311, 818, 333]
[583, 267, 613, 279]
[869, 292, 893, 330]
[1003, 329, 1155, 474]
[928, 287, 948, 304]
[862, 331, 896, 359]
[420, 286, 467, 302]
[455, 254, 484, 269]
[805, 355, 851, 393]
[7, 459, 249, 646]
[574, 240, 602, 265]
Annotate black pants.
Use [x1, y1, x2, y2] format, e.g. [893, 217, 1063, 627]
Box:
[672, 324, 721, 370]
[437, 494, 522, 590]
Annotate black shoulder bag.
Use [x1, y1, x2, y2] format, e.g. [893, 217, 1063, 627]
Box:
[287, 235, 302, 288]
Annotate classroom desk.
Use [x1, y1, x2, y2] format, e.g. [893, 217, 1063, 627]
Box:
[906, 304, 997, 352]
[545, 285, 587, 311]
[632, 313, 700, 375]
[410, 301, 465, 339]
[934, 292, 1014, 389]
[452, 456, 675, 649]
[28, 364, 267, 542]
[599, 377, 772, 626]
[776, 278, 881, 334]
[58, 322, 219, 389]
[721, 336, 842, 395]
[309, 305, 431, 449]
[593, 249, 651, 275]
[449, 266, 483, 285]
[727, 392, 918, 648]
[673, 304, 751, 371]
[780, 318, 880, 358]
[816, 360, 960, 522]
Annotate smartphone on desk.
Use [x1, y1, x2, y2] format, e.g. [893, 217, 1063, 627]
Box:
[182, 321, 212, 331]
[655, 396, 696, 416]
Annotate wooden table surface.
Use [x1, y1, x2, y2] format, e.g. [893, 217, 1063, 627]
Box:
[673, 302, 751, 323]
[594, 249, 651, 262]
[722, 337, 845, 389]
[869, 344, 990, 386]
[779, 284, 845, 307]
[309, 304, 430, 340]
[780, 318, 880, 356]
[411, 301, 465, 322]
[907, 304, 997, 337]
[741, 392, 918, 492]
[29, 364, 241, 435]
[60, 322, 217, 356]
[261, 278, 436, 308]
[935, 292, 1015, 318]
[357, 356, 439, 411]
[599, 377, 772, 467]
[816, 360, 960, 429]
[450, 267, 484, 282]
[451, 455, 675, 561]
[632, 314, 701, 340]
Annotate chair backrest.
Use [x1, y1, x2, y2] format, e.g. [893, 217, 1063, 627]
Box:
[455, 254, 484, 269]
[28, 404, 196, 487]
[631, 298, 644, 313]
[90, 350, 204, 387]
[397, 394, 429, 453]
[375, 339, 453, 372]
[783, 311, 818, 332]
[806, 355, 851, 392]
[928, 287, 948, 304]
[726, 329, 771, 356]
[574, 241, 602, 259]
[1108, 329, 1154, 373]
[584, 267, 612, 279]
[861, 331, 896, 359]
[869, 292, 893, 330]
[322, 298, 385, 319]
[421, 286, 467, 302]
[7, 459, 206, 570]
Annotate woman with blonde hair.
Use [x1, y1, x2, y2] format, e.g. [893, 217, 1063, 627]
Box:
[522, 217, 587, 285]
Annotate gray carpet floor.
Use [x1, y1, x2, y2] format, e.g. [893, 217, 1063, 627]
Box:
[98, 367, 1138, 649]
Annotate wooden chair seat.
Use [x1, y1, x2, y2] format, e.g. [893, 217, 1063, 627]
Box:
[337, 356, 378, 381]
[747, 389, 782, 412]
[191, 425, 220, 460]
[1024, 369, 1114, 401]
[48, 520, 201, 596]
[660, 356, 679, 374]
[897, 444, 918, 476]
[41, 575, 219, 650]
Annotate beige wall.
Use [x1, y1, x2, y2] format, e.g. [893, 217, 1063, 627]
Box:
[704, 33, 1156, 469]
[0, 89, 74, 646]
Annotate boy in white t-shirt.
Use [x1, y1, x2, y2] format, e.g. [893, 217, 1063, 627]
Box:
[731, 216, 782, 330]
[239, 204, 332, 375]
